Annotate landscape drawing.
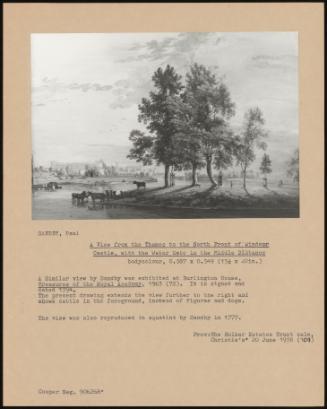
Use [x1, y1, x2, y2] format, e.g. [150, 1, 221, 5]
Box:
[32, 32, 299, 219]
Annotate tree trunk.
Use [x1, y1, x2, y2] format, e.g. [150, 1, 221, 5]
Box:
[242, 168, 247, 190]
[206, 157, 217, 186]
[263, 176, 268, 188]
[191, 164, 199, 186]
[164, 164, 170, 188]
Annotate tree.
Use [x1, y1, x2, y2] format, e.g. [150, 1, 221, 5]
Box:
[185, 64, 235, 186]
[235, 107, 268, 191]
[168, 63, 235, 186]
[127, 130, 154, 166]
[260, 153, 272, 187]
[286, 149, 299, 182]
[131, 65, 183, 187]
[173, 129, 204, 186]
[168, 94, 205, 185]
[213, 129, 237, 172]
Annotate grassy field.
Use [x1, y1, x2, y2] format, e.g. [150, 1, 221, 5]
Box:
[119, 177, 299, 210]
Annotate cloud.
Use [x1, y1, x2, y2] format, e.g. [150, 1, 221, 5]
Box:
[33, 76, 145, 110]
[109, 100, 133, 109]
[128, 42, 146, 51]
[117, 32, 217, 64]
[108, 76, 154, 110]
[250, 54, 297, 70]
[118, 37, 175, 62]
[33, 77, 113, 94]
[110, 33, 225, 109]
[173, 32, 212, 53]
[146, 37, 175, 59]
[114, 79, 130, 88]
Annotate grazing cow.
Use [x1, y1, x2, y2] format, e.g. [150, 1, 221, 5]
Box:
[105, 189, 127, 200]
[87, 191, 106, 206]
[72, 191, 88, 204]
[105, 190, 116, 199]
[133, 181, 146, 189]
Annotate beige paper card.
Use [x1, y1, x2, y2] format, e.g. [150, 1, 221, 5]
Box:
[3, 3, 324, 406]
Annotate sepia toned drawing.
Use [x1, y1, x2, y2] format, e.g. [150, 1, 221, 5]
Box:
[32, 32, 299, 219]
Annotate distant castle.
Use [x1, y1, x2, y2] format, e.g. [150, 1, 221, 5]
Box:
[49, 160, 156, 177]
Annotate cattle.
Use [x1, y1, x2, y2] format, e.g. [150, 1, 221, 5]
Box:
[72, 191, 88, 204]
[87, 191, 106, 206]
[105, 190, 116, 200]
[133, 181, 146, 189]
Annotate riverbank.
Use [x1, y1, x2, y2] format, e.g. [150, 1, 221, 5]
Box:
[115, 179, 299, 212]
[32, 177, 299, 219]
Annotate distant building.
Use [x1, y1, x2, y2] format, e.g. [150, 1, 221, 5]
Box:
[50, 161, 86, 175]
[49, 160, 157, 178]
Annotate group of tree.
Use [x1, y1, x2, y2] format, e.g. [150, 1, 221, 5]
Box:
[286, 149, 299, 182]
[128, 63, 269, 189]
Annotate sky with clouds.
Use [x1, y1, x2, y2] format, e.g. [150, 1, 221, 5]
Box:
[32, 32, 298, 167]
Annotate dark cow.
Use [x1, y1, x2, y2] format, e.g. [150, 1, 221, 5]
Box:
[87, 191, 106, 206]
[105, 190, 111, 200]
[105, 190, 116, 200]
[72, 191, 87, 204]
[133, 181, 146, 190]
[105, 189, 128, 201]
